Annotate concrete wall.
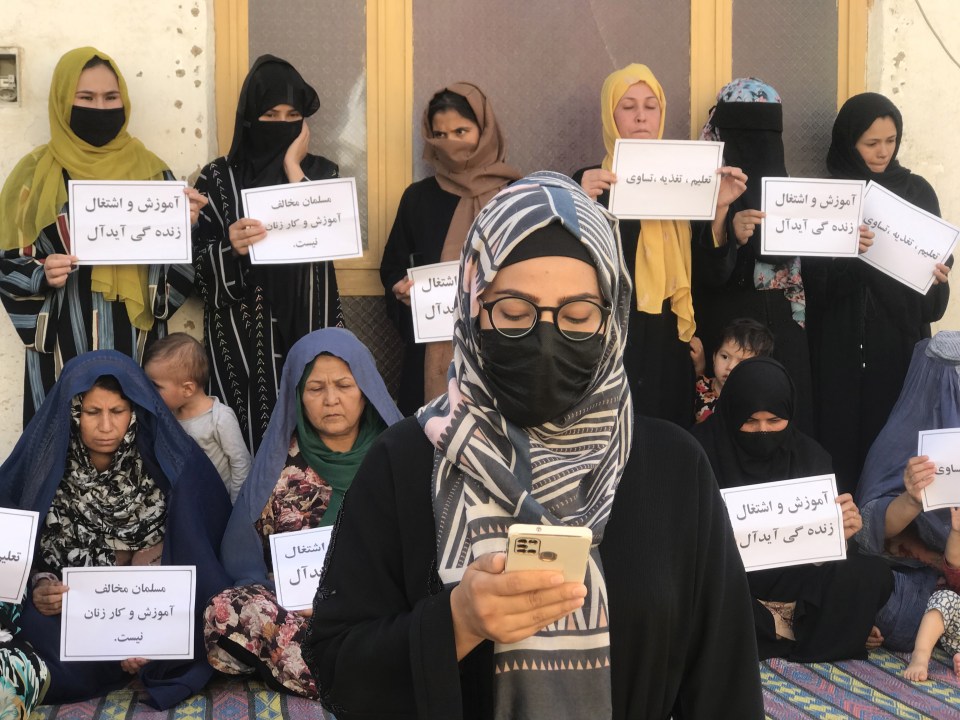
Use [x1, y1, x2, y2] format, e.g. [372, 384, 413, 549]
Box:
[0, 1, 213, 455]
[868, 0, 960, 331]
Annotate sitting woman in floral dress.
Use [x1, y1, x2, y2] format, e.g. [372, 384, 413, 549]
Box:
[0, 602, 48, 718]
[205, 328, 402, 697]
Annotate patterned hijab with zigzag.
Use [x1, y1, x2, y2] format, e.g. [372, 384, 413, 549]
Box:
[417, 171, 633, 719]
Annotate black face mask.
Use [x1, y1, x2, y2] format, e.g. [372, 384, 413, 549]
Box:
[736, 430, 787, 460]
[70, 106, 125, 147]
[246, 118, 303, 158]
[479, 324, 603, 427]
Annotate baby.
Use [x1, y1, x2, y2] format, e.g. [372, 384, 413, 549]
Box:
[143, 333, 251, 503]
[904, 506, 960, 682]
[691, 318, 775, 424]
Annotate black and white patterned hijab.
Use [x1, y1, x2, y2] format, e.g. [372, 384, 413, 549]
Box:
[418, 171, 632, 719]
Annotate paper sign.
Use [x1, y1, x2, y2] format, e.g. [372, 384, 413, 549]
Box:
[761, 178, 865, 257]
[60, 566, 196, 661]
[269, 526, 334, 612]
[69, 180, 192, 265]
[859, 182, 959, 294]
[919, 428, 960, 511]
[608, 139, 724, 220]
[408, 261, 459, 343]
[719, 474, 846, 572]
[0, 508, 38, 603]
[242, 177, 363, 264]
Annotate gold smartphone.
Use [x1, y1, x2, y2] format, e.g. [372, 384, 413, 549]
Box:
[504, 524, 593, 583]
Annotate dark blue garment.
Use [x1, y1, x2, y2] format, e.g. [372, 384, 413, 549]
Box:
[222, 328, 403, 588]
[0, 349, 233, 709]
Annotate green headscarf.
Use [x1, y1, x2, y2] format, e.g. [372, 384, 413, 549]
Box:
[0, 47, 169, 330]
[295, 357, 387, 526]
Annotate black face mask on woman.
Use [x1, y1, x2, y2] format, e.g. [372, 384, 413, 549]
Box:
[479, 324, 603, 427]
[246, 119, 303, 158]
[70, 106, 125, 147]
[736, 430, 787, 460]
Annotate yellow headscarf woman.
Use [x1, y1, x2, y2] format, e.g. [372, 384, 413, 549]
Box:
[0, 47, 168, 330]
[599, 63, 696, 342]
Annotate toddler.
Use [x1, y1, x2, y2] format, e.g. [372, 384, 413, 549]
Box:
[904, 507, 960, 682]
[691, 318, 774, 424]
[143, 333, 251, 502]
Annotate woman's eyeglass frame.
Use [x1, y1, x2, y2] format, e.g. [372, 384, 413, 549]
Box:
[478, 296, 610, 341]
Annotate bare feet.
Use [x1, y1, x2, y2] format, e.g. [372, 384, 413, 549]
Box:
[954, 652, 960, 679]
[865, 626, 883, 651]
[904, 652, 931, 682]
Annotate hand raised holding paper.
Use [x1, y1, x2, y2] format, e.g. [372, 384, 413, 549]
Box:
[836, 493, 862, 540]
[903, 455, 937, 506]
[42, 254, 79, 289]
[716, 166, 748, 210]
[578, 168, 617, 201]
[228, 218, 267, 256]
[857, 224, 875, 254]
[183, 187, 208, 225]
[32, 577, 68, 616]
[933, 262, 951, 285]
[732, 210, 764, 247]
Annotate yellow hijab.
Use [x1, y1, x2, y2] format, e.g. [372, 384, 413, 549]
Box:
[600, 63, 695, 342]
[0, 47, 170, 330]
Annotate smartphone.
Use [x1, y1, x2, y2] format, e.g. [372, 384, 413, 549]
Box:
[504, 524, 593, 583]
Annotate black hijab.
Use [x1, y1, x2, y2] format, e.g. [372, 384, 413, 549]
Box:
[690, 357, 832, 488]
[229, 54, 324, 188]
[826, 93, 938, 213]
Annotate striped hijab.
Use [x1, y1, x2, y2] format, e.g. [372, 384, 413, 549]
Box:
[418, 171, 632, 719]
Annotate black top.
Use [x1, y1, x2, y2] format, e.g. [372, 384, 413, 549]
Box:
[305, 416, 765, 719]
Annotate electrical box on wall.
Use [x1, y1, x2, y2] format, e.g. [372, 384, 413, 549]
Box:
[0, 47, 21, 106]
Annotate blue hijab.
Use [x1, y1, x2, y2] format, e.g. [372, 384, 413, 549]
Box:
[0, 349, 233, 709]
[222, 328, 403, 587]
[856, 332, 960, 554]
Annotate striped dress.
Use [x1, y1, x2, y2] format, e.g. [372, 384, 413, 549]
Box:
[192, 157, 343, 453]
[0, 170, 195, 425]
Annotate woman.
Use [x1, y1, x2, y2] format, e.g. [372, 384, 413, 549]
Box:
[806, 92, 952, 494]
[856, 331, 960, 650]
[690, 357, 893, 661]
[695, 78, 814, 433]
[380, 83, 521, 414]
[305, 172, 763, 719]
[0, 47, 203, 425]
[206, 328, 402, 697]
[0, 350, 233, 708]
[193, 54, 343, 453]
[573, 63, 747, 426]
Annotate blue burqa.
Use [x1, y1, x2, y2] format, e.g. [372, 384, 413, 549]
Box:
[0, 350, 233, 708]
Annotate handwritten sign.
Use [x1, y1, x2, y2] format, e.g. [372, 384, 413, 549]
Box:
[608, 139, 724, 220]
[69, 181, 192, 265]
[919, 429, 960, 511]
[719, 474, 846, 572]
[269, 526, 334, 611]
[60, 566, 196, 661]
[0, 508, 38, 603]
[859, 182, 959, 294]
[242, 177, 362, 265]
[408, 261, 459, 343]
[761, 178, 865, 257]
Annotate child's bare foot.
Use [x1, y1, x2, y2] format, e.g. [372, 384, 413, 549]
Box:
[904, 654, 930, 682]
[865, 626, 883, 650]
[953, 653, 960, 679]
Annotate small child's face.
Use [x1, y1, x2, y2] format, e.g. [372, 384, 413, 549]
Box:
[713, 340, 757, 391]
[144, 359, 188, 413]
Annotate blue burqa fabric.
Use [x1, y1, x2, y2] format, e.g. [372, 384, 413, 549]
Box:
[0, 350, 233, 708]
[856, 331, 960, 554]
[221, 328, 403, 587]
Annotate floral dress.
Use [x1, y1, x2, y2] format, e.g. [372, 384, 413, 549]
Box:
[0, 602, 49, 719]
[204, 433, 330, 698]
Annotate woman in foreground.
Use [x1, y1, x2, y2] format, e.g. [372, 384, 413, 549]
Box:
[305, 172, 763, 719]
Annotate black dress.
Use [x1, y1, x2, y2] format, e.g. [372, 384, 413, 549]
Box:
[304, 416, 765, 720]
[379, 177, 459, 415]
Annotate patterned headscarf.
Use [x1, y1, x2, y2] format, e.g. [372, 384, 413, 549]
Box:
[418, 171, 632, 719]
[700, 77, 782, 141]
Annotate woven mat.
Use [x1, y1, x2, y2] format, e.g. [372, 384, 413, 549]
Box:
[30, 678, 330, 720]
[763, 648, 960, 719]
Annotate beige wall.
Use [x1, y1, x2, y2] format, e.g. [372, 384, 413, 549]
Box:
[868, 0, 959, 331]
[0, 1, 214, 455]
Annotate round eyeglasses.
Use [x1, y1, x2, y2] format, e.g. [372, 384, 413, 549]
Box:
[479, 296, 609, 341]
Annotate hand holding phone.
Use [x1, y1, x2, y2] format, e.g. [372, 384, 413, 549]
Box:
[504, 524, 593, 583]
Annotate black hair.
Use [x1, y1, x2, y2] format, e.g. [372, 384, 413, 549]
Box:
[82, 55, 119, 78]
[427, 89, 479, 129]
[89, 374, 129, 400]
[143, 332, 210, 387]
[718, 318, 774, 357]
